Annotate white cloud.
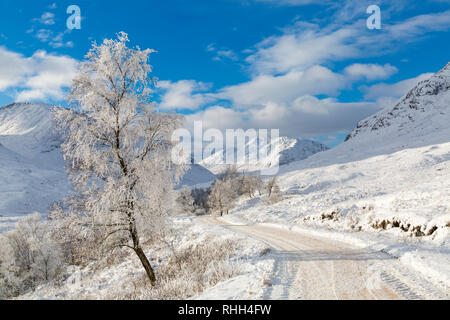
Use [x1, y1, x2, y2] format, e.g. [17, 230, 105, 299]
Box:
[186, 106, 246, 132]
[214, 50, 238, 61]
[34, 29, 74, 48]
[206, 43, 239, 62]
[344, 63, 398, 81]
[0, 47, 33, 91]
[362, 73, 433, 101]
[217, 65, 346, 107]
[206, 43, 216, 52]
[187, 96, 379, 137]
[158, 80, 213, 110]
[246, 23, 360, 75]
[37, 12, 55, 25]
[245, 10, 450, 75]
[187, 8, 450, 138]
[0, 47, 77, 102]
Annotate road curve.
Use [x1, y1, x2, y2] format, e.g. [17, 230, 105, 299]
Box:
[199, 216, 449, 300]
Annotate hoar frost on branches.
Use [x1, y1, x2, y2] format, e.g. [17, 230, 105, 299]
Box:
[53, 32, 184, 286]
[0, 213, 63, 298]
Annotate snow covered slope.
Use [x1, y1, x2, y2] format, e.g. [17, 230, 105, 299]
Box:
[0, 103, 70, 217]
[346, 62, 450, 148]
[179, 163, 216, 187]
[200, 136, 328, 174]
[0, 102, 64, 168]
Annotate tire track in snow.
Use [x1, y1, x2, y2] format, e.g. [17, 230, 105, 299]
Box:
[199, 217, 447, 300]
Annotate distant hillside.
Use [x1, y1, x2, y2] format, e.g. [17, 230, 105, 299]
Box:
[200, 136, 328, 174]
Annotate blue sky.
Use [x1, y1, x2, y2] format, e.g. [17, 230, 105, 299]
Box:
[0, 0, 449, 147]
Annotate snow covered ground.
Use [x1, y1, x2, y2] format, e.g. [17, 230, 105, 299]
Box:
[16, 216, 271, 300]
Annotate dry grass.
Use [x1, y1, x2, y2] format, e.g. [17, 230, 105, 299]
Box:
[119, 237, 238, 300]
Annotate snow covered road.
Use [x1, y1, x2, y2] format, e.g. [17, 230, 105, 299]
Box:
[199, 216, 449, 300]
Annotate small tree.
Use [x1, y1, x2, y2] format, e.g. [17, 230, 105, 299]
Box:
[191, 187, 211, 215]
[265, 176, 282, 204]
[176, 186, 195, 214]
[207, 180, 237, 216]
[54, 32, 184, 286]
[217, 165, 239, 181]
[242, 174, 264, 198]
[266, 175, 278, 197]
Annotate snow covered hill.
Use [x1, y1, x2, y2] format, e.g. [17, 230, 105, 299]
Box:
[0, 103, 69, 219]
[180, 163, 216, 187]
[346, 62, 450, 148]
[200, 136, 328, 174]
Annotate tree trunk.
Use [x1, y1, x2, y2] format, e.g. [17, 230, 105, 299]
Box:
[128, 211, 156, 286]
[134, 246, 156, 286]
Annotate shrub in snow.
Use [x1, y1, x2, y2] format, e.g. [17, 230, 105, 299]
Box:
[0, 214, 63, 298]
[129, 238, 237, 299]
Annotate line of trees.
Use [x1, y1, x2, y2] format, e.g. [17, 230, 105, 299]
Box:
[177, 165, 283, 217]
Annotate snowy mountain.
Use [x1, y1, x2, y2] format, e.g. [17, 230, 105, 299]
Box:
[200, 136, 328, 174]
[346, 62, 450, 148]
[180, 164, 216, 187]
[0, 102, 215, 218]
[0, 103, 69, 217]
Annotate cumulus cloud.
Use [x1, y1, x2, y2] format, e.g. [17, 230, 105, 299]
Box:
[245, 11, 450, 75]
[0, 47, 77, 102]
[217, 65, 346, 107]
[246, 24, 360, 75]
[186, 96, 379, 137]
[344, 63, 398, 81]
[158, 80, 213, 110]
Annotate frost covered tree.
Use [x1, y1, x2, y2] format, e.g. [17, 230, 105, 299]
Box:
[54, 32, 184, 286]
[242, 174, 263, 198]
[265, 176, 282, 204]
[176, 186, 195, 214]
[207, 180, 238, 216]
